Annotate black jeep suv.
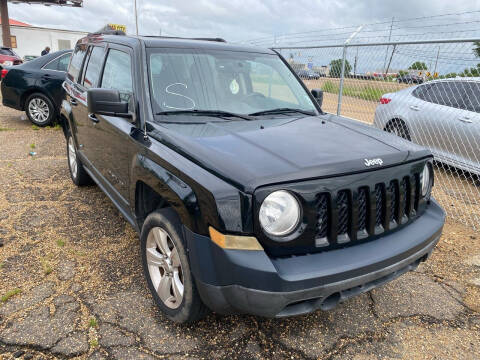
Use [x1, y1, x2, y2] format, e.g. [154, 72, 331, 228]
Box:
[61, 32, 445, 323]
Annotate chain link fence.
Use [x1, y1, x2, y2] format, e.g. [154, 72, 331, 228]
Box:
[274, 38, 480, 229]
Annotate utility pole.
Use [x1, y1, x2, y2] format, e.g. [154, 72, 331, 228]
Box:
[433, 46, 440, 75]
[0, 0, 11, 48]
[134, 0, 139, 36]
[385, 44, 397, 76]
[382, 17, 394, 75]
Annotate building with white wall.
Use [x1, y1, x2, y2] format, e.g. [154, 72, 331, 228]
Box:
[0, 18, 87, 58]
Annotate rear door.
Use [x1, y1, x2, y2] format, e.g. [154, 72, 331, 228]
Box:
[65, 44, 89, 160]
[40, 52, 72, 106]
[455, 81, 480, 169]
[408, 81, 471, 162]
[68, 44, 106, 162]
[88, 44, 135, 207]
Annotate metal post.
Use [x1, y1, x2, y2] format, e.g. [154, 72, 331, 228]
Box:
[337, 25, 363, 116]
[337, 45, 347, 116]
[134, 0, 139, 36]
[0, 0, 11, 48]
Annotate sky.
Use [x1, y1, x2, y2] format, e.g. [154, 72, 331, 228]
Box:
[6, 0, 480, 42]
[7, 0, 480, 74]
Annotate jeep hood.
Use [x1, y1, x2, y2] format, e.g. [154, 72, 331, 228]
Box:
[151, 114, 430, 193]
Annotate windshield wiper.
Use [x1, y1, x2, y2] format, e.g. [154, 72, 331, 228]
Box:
[249, 108, 316, 116]
[156, 109, 253, 121]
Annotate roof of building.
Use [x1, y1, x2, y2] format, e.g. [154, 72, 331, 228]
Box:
[0, 18, 31, 27]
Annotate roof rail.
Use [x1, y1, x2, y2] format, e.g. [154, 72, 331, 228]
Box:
[141, 35, 226, 43]
[191, 37, 226, 43]
[88, 29, 126, 36]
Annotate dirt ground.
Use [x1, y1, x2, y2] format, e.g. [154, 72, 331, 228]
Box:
[1, 103, 480, 360]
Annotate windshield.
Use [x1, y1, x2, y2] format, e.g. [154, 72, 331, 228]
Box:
[147, 48, 317, 119]
[0, 48, 16, 57]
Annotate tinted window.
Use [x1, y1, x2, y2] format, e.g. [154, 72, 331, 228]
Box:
[463, 82, 480, 113]
[82, 46, 105, 89]
[101, 49, 133, 103]
[67, 44, 87, 82]
[57, 53, 71, 72]
[43, 53, 71, 72]
[414, 82, 470, 110]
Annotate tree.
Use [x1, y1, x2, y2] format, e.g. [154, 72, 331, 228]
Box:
[445, 72, 457, 78]
[408, 61, 428, 71]
[473, 41, 480, 58]
[330, 59, 352, 77]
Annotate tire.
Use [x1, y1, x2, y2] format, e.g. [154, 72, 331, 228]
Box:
[386, 119, 411, 141]
[66, 131, 92, 186]
[25, 93, 55, 126]
[141, 208, 209, 323]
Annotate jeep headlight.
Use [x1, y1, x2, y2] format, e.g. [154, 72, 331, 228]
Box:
[259, 190, 300, 237]
[420, 163, 433, 197]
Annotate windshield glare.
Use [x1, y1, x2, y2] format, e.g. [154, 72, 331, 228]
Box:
[147, 49, 317, 118]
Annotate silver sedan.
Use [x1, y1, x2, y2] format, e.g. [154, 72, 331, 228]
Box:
[373, 78, 480, 175]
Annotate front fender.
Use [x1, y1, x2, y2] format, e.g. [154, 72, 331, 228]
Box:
[131, 154, 201, 232]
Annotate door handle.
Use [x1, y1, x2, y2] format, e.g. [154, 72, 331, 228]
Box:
[458, 116, 473, 123]
[88, 113, 99, 123]
[409, 105, 420, 111]
[69, 98, 77, 106]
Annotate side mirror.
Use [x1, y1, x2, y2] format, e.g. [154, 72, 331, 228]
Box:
[87, 88, 130, 117]
[311, 89, 323, 108]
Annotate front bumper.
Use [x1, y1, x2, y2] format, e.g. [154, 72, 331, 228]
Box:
[185, 199, 445, 317]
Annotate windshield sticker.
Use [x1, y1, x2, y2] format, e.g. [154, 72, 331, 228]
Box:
[162, 83, 196, 110]
[229, 79, 240, 95]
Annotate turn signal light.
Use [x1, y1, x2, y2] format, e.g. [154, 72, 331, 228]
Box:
[208, 226, 263, 250]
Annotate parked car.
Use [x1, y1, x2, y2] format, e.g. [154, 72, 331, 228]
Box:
[0, 47, 22, 68]
[374, 79, 480, 175]
[61, 32, 444, 323]
[1, 49, 72, 126]
[397, 74, 423, 84]
[23, 55, 39, 62]
[297, 69, 321, 80]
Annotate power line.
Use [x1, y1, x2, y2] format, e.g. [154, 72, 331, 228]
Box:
[239, 9, 480, 44]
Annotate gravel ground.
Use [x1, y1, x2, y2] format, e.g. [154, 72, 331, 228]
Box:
[0, 104, 480, 360]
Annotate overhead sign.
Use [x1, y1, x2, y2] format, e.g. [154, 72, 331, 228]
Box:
[108, 24, 126, 32]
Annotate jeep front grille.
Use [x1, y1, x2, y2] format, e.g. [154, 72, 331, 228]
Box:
[315, 174, 420, 249]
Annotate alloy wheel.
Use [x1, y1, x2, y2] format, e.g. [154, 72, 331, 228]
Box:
[28, 97, 50, 124]
[68, 136, 78, 179]
[146, 227, 184, 309]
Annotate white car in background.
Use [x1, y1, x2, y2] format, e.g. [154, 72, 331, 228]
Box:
[373, 78, 480, 175]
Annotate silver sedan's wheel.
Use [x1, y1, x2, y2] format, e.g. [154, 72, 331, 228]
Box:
[68, 136, 78, 180]
[146, 227, 184, 309]
[28, 97, 50, 124]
